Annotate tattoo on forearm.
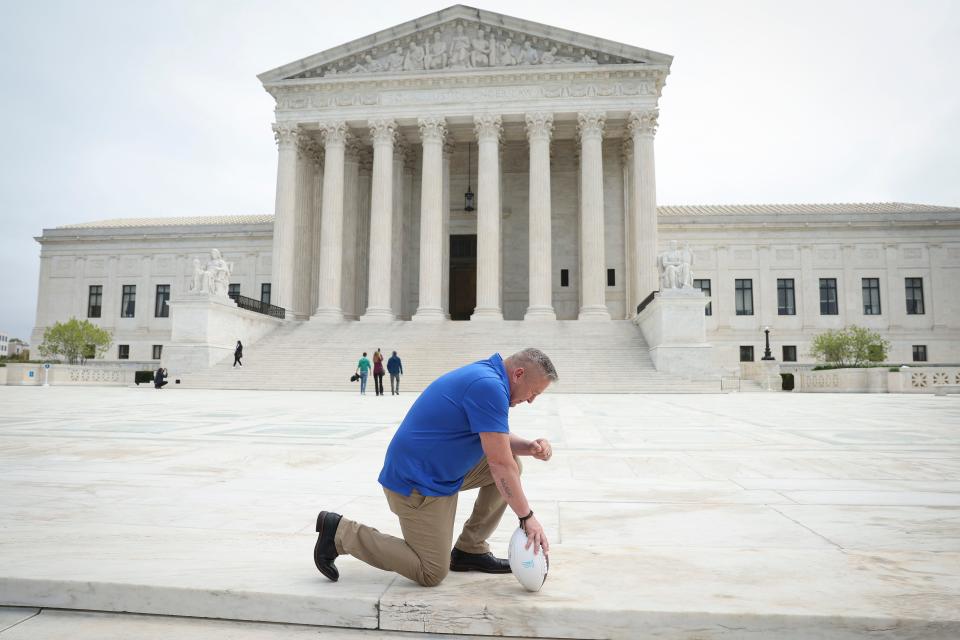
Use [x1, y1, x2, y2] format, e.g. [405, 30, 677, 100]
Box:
[499, 478, 514, 499]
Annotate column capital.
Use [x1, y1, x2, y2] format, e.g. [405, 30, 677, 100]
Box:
[524, 112, 554, 142]
[393, 138, 409, 163]
[344, 137, 363, 162]
[418, 117, 448, 144]
[627, 109, 659, 138]
[473, 114, 503, 142]
[577, 111, 606, 142]
[621, 137, 634, 162]
[272, 122, 301, 147]
[357, 147, 373, 175]
[368, 118, 398, 146]
[318, 120, 350, 146]
[442, 139, 456, 157]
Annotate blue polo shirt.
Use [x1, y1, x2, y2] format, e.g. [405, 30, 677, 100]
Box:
[378, 353, 510, 497]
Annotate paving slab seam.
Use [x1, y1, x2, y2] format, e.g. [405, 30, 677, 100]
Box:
[768, 505, 844, 550]
[0, 608, 40, 635]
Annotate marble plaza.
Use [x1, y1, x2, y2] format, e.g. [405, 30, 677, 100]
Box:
[0, 385, 958, 638]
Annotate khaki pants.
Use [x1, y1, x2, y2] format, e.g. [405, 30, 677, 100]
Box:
[334, 456, 521, 587]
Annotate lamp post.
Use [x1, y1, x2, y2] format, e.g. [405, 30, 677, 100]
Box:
[464, 141, 475, 212]
[762, 325, 775, 361]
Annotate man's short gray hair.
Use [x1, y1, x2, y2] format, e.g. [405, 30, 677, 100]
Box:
[508, 348, 559, 382]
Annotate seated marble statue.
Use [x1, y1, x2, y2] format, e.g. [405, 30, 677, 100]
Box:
[658, 240, 693, 290]
[189, 249, 233, 298]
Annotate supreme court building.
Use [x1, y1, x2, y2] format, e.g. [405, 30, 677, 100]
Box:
[31, 5, 960, 371]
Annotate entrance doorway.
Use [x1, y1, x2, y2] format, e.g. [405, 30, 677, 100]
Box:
[449, 234, 477, 320]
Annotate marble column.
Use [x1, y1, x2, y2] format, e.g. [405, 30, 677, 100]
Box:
[621, 139, 636, 318]
[577, 111, 611, 320]
[413, 117, 447, 321]
[524, 112, 556, 320]
[361, 118, 397, 321]
[314, 121, 350, 321]
[308, 149, 324, 317]
[441, 139, 454, 317]
[340, 140, 361, 319]
[473, 114, 504, 320]
[270, 122, 300, 312]
[291, 136, 316, 320]
[628, 109, 660, 305]
[355, 150, 373, 316]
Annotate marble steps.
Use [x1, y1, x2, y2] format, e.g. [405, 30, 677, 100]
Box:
[180, 320, 719, 393]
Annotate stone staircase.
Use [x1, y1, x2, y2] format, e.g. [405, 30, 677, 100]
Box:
[179, 320, 720, 393]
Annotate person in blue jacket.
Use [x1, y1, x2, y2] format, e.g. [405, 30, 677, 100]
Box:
[313, 348, 558, 587]
[387, 351, 404, 395]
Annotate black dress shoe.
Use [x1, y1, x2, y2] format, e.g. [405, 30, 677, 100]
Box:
[449, 548, 511, 574]
[314, 511, 342, 582]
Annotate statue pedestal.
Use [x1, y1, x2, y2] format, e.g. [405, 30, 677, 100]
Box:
[634, 289, 716, 377]
[163, 293, 283, 374]
[741, 360, 783, 391]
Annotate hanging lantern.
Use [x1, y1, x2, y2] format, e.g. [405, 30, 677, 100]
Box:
[464, 141, 475, 212]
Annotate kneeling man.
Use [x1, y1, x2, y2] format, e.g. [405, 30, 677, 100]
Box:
[314, 348, 556, 587]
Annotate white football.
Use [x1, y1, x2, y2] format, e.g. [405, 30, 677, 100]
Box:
[508, 526, 549, 592]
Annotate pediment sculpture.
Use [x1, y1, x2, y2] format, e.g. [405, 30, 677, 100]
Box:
[189, 249, 234, 299]
[288, 20, 638, 79]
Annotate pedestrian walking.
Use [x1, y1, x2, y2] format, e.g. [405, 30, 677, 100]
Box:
[233, 340, 243, 367]
[372, 348, 385, 396]
[356, 352, 372, 395]
[387, 351, 403, 395]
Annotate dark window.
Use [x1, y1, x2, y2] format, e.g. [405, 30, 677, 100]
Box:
[155, 284, 170, 318]
[862, 278, 881, 315]
[228, 283, 241, 300]
[739, 345, 755, 362]
[260, 283, 271, 305]
[912, 345, 927, 362]
[560, 269, 569, 287]
[905, 278, 925, 315]
[693, 278, 712, 316]
[735, 279, 754, 315]
[121, 285, 136, 318]
[152, 345, 163, 360]
[118, 344, 130, 360]
[450, 234, 477, 259]
[87, 285, 102, 318]
[782, 345, 797, 362]
[607, 268, 615, 287]
[777, 278, 796, 315]
[819, 278, 838, 315]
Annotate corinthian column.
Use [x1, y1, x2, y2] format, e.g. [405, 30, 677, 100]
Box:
[577, 111, 611, 320]
[360, 118, 397, 321]
[413, 117, 447, 321]
[271, 122, 300, 312]
[628, 109, 660, 304]
[291, 136, 317, 320]
[524, 112, 556, 320]
[314, 121, 350, 321]
[472, 114, 503, 321]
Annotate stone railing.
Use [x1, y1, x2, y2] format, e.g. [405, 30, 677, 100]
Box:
[1, 363, 141, 386]
[780, 365, 960, 394]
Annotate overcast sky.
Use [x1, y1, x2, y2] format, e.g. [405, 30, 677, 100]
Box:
[1, 0, 958, 341]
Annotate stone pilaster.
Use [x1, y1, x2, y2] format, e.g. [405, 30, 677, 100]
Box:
[628, 109, 659, 306]
[413, 117, 447, 321]
[340, 139, 361, 319]
[308, 147, 324, 317]
[314, 120, 350, 321]
[271, 122, 300, 312]
[472, 114, 504, 320]
[577, 111, 610, 320]
[361, 118, 397, 321]
[441, 139, 454, 318]
[524, 112, 556, 320]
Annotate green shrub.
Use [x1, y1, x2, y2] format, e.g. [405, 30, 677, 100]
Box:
[809, 326, 890, 368]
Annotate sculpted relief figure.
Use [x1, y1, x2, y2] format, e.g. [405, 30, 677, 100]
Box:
[520, 40, 539, 65]
[498, 37, 517, 66]
[470, 27, 491, 67]
[450, 24, 471, 67]
[424, 31, 448, 70]
[658, 241, 693, 290]
[540, 46, 557, 64]
[206, 249, 233, 298]
[386, 46, 405, 72]
[403, 39, 426, 71]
